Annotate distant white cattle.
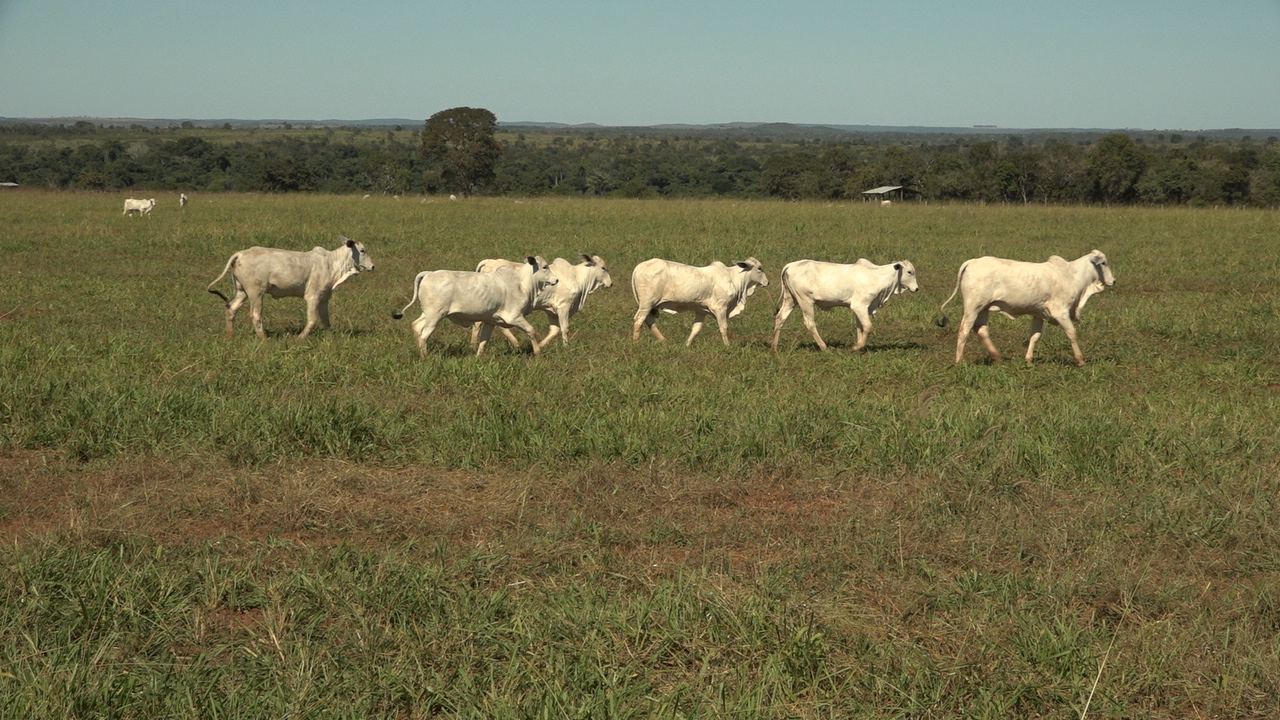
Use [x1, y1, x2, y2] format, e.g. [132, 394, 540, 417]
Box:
[393, 256, 559, 357]
[180, 193, 189, 207]
[471, 254, 613, 350]
[772, 258, 919, 352]
[937, 250, 1115, 366]
[207, 236, 375, 340]
[881, 199, 892, 207]
[631, 257, 769, 346]
[123, 198, 156, 216]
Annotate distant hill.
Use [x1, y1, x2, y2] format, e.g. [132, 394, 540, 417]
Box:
[2, 116, 1276, 141]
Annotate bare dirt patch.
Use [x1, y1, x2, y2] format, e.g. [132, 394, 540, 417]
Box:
[0, 451, 874, 558]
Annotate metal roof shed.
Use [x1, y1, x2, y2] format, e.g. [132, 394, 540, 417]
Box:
[860, 185, 918, 202]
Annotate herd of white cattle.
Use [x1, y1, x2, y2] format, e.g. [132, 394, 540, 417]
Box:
[123, 194, 188, 215]
[203, 236, 1115, 366]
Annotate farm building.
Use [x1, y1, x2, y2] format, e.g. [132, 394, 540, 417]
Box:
[861, 185, 920, 202]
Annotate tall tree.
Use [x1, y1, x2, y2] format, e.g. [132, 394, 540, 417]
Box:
[420, 107, 502, 196]
[1087, 133, 1148, 204]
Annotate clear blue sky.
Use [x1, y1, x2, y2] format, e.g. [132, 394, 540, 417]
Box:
[2, 0, 1278, 129]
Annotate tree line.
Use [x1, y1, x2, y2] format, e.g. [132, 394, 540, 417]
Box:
[3, 112, 1278, 206]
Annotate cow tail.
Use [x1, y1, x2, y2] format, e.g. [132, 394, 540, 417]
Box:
[772, 265, 789, 314]
[206, 254, 238, 306]
[392, 272, 425, 320]
[935, 261, 967, 328]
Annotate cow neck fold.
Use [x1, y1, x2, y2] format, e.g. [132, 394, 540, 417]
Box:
[1068, 255, 1106, 321]
[328, 245, 359, 290]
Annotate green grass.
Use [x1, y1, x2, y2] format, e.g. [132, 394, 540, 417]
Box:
[2, 191, 1279, 717]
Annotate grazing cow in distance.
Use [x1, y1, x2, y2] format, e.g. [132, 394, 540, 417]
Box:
[631, 257, 769, 346]
[180, 193, 189, 207]
[772, 258, 919, 352]
[123, 198, 156, 216]
[881, 199, 892, 207]
[937, 250, 1115, 366]
[471, 254, 614, 350]
[393, 256, 558, 357]
[207, 236, 375, 340]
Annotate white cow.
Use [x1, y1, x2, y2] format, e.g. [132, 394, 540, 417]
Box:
[207, 236, 375, 340]
[631, 257, 769, 346]
[123, 198, 156, 216]
[937, 250, 1115, 366]
[180, 193, 188, 207]
[881, 199, 892, 207]
[393, 257, 558, 357]
[772, 258, 919, 352]
[471, 254, 614, 350]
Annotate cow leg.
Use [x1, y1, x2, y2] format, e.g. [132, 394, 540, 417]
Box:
[954, 310, 972, 364]
[224, 288, 248, 341]
[1053, 313, 1086, 367]
[1025, 317, 1046, 364]
[299, 295, 330, 339]
[299, 305, 318, 339]
[801, 301, 828, 351]
[631, 307, 650, 342]
[540, 323, 561, 350]
[248, 294, 268, 340]
[771, 290, 796, 351]
[470, 322, 483, 347]
[506, 317, 543, 356]
[634, 307, 665, 342]
[500, 327, 522, 348]
[955, 307, 991, 364]
[298, 288, 323, 339]
[714, 309, 734, 346]
[850, 307, 872, 352]
[475, 323, 496, 356]
[412, 313, 443, 357]
[973, 311, 1002, 363]
[550, 308, 572, 347]
[687, 311, 709, 346]
[647, 313, 666, 341]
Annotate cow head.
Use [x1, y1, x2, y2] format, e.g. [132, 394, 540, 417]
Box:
[734, 257, 769, 290]
[527, 255, 558, 289]
[893, 260, 920, 294]
[1089, 250, 1115, 287]
[726, 257, 768, 318]
[580, 253, 614, 290]
[342, 236, 376, 272]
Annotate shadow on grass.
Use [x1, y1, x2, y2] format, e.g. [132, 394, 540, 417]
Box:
[781, 340, 926, 353]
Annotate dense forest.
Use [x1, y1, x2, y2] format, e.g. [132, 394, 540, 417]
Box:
[2, 119, 1279, 206]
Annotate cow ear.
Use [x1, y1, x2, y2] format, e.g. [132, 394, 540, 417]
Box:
[734, 261, 751, 271]
[581, 253, 594, 265]
[526, 256, 539, 268]
[342, 235, 354, 248]
[894, 263, 903, 271]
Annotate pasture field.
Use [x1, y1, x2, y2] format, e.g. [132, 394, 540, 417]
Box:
[2, 191, 1280, 718]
